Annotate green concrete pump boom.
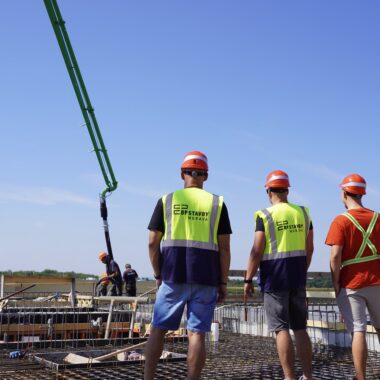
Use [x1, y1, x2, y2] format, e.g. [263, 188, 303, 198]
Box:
[44, 0, 118, 259]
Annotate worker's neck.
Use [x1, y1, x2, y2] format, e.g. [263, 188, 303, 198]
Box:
[184, 181, 203, 189]
[271, 195, 288, 205]
[345, 198, 364, 210]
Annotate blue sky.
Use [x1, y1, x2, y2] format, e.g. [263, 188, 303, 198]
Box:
[1, 1, 380, 276]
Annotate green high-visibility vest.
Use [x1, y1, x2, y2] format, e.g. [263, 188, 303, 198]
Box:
[162, 188, 223, 251]
[340, 211, 380, 268]
[255, 202, 310, 261]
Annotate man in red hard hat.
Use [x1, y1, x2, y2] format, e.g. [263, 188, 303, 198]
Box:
[144, 150, 231, 380]
[244, 170, 314, 380]
[326, 174, 380, 380]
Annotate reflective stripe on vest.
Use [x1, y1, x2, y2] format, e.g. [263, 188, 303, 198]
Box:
[162, 190, 222, 251]
[341, 211, 380, 268]
[259, 204, 309, 262]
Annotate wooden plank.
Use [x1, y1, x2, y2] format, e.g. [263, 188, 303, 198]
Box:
[0, 322, 130, 333]
[94, 296, 148, 303]
[94, 341, 147, 361]
[306, 320, 376, 333]
[64, 353, 100, 364]
[306, 290, 335, 299]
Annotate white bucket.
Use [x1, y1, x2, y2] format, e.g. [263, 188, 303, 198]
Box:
[210, 322, 219, 342]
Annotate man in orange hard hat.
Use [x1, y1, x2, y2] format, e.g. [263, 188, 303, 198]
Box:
[244, 170, 314, 380]
[144, 150, 231, 380]
[98, 251, 123, 296]
[326, 174, 380, 380]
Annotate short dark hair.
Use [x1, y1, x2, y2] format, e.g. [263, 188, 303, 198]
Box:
[345, 191, 362, 200]
[267, 187, 288, 194]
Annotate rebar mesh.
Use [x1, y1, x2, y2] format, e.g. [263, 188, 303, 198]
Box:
[1, 299, 380, 378]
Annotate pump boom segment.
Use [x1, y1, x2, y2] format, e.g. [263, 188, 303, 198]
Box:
[44, 0, 118, 259]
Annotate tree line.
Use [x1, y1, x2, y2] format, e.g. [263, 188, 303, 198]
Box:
[0, 269, 95, 279]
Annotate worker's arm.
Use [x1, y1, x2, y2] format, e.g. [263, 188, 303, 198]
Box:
[306, 229, 314, 270]
[330, 245, 343, 296]
[148, 230, 163, 287]
[244, 231, 265, 297]
[217, 234, 231, 303]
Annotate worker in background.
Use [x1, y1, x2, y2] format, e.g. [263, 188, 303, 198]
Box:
[98, 251, 123, 296]
[244, 170, 314, 380]
[325, 174, 380, 380]
[123, 264, 139, 296]
[95, 272, 109, 296]
[144, 150, 231, 380]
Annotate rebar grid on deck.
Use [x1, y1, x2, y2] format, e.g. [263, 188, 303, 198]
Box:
[1, 332, 380, 379]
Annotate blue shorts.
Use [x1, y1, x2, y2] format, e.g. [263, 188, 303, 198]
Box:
[152, 282, 218, 333]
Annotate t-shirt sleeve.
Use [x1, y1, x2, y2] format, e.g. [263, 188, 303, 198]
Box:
[217, 203, 232, 235]
[255, 216, 265, 232]
[325, 218, 345, 246]
[148, 198, 165, 233]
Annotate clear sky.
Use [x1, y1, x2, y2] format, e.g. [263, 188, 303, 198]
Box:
[1, 1, 380, 277]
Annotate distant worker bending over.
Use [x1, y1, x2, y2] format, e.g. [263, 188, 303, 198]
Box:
[244, 170, 314, 380]
[95, 272, 109, 296]
[98, 251, 123, 296]
[144, 150, 232, 380]
[123, 264, 139, 297]
[326, 174, 380, 380]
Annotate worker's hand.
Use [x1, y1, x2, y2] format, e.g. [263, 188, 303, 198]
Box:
[155, 278, 162, 289]
[217, 284, 227, 303]
[244, 283, 254, 298]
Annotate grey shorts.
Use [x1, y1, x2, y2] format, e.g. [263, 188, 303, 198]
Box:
[336, 285, 380, 333]
[264, 289, 307, 332]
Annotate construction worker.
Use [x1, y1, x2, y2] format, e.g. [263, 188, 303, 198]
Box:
[98, 251, 123, 296]
[244, 170, 314, 380]
[144, 150, 231, 380]
[95, 272, 109, 296]
[325, 174, 380, 380]
[123, 264, 139, 297]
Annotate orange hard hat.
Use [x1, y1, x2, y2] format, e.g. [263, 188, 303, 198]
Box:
[340, 174, 366, 195]
[181, 151, 208, 171]
[265, 170, 290, 188]
[98, 251, 108, 261]
[100, 272, 110, 285]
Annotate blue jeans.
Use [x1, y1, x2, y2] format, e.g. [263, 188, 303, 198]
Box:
[152, 282, 218, 333]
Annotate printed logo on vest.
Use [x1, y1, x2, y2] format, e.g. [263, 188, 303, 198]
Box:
[173, 204, 209, 221]
[276, 220, 304, 233]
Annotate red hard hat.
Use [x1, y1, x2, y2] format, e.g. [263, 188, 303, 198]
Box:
[98, 251, 108, 261]
[340, 174, 366, 195]
[181, 151, 208, 171]
[265, 170, 290, 188]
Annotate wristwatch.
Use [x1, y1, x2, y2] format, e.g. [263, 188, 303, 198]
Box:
[154, 274, 161, 280]
[244, 279, 253, 284]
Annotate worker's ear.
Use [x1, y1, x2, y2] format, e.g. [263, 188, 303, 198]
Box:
[181, 171, 185, 180]
[203, 173, 208, 181]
